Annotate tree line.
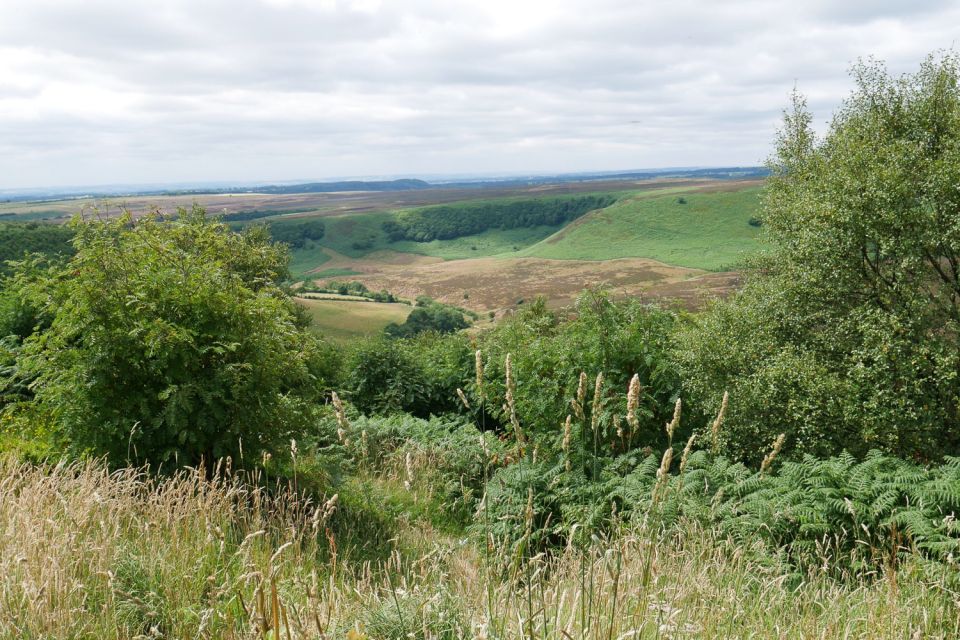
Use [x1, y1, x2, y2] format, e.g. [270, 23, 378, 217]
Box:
[381, 194, 617, 242]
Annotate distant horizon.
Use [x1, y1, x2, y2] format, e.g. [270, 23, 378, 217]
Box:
[0, 164, 764, 199]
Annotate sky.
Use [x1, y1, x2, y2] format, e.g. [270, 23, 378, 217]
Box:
[0, 0, 958, 189]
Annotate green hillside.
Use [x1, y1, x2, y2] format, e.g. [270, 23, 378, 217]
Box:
[274, 185, 764, 275]
[519, 187, 762, 271]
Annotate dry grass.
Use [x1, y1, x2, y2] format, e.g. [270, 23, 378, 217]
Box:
[1, 455, 957, 639]
[311, 255, 733, 314]
[297, 297, 412, 343]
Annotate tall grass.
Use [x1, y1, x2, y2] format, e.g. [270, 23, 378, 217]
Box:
[2, 454, 958, 639]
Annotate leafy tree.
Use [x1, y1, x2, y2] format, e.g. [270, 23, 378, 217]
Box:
[5, 207, 333, 465]
[384, 298, 470, 338]
[676, 53, 960, 462]
[344, 332, 473, 417]
[382, 194, 617, 242]
[478, 291, 680, 450]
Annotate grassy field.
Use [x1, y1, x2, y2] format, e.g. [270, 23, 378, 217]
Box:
[298, 297, 411, 342]
[519, 186, 762, 271]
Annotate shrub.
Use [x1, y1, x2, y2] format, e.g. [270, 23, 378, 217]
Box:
[5, 208, 332, 465]
[476, 291, 680, 450]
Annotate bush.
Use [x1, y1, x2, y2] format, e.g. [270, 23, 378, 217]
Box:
[384, 298, 470, 338]
[344, 332, 472, 417]
[475, 291, 680, 450]
[5, 208, 334, 465]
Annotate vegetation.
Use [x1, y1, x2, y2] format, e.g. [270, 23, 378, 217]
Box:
[1, 208, 336, 465]
[676, 54, 960, 463]
[298, 298, 412, 343]
[0, 221, 74, 274]
[264, 218, 326, 248]
[384, 297, 472, 339]
[382, 194, 617, 242]
[519, 186, 762, 270]
[3, 53, 960, 640]
[302, 280, 401, 303]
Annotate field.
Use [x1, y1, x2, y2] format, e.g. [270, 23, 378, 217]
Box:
[5, 445, 956, 639]
[290, 181, 760, 315]
[0, 178, 723, 221]
[2, 177, 764, 329]
[297, 297, 411, 342]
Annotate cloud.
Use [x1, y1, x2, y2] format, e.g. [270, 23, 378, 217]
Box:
[0, 0, 957, 188]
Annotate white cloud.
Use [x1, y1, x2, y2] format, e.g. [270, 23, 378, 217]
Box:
[0, 0, 957, 188]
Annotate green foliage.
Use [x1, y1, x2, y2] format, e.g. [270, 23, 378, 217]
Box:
[384, 298, 470, 338]
[480, 439, 960, 579]
[676, 53, 960, 462]
[360, 590, 468, 640]
[263, 218, 325, 248]
[476, 291, 680, 449]
[347, 413, 506, 525]
[518, 187, 761, 270]
[0, 222, 74, 275]
[5, 207, 335, 465]
[382, 194, 617, 242]
[302, 279, 399, 303]
[344, 332, 472, 417]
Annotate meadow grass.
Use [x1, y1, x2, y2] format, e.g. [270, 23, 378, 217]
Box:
[2, 454, 956, 639]
[519, 187, 762, 271]
[297, 298, 411, 342]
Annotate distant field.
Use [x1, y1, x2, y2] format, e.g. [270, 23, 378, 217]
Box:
[518, 187, 762, 271]
[297, 297, 411, 342]
[0, 177, 717, 221]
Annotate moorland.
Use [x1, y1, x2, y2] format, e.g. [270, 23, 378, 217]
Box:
[2, 55, 960, 639]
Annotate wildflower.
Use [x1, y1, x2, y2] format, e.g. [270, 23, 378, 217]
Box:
[572, 372, 587, 420]
[591, 372, 604, 434]
[404, 451, 414, 490]
[475, 349, 484, 402]
[679, 434, 696, 474]
[666, 397, 681, 442]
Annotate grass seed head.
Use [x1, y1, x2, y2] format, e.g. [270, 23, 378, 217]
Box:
[591, 372, 604, 433]
[626, 373, 641, 432]
[456, 388, 471, 410]
[760, 433, 786, 475]
[475, 349, 484, 401]
[404, 451, 415, 490]
[666, 397, 682, 442]
[711, 391, 729, 453]
[679, 434, 696, 474]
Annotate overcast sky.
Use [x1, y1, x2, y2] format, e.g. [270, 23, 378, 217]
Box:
[0, 0, 957, 189]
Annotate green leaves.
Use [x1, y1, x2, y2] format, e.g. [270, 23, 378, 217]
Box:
[5, 206, 333, 466]
[677, 52, 960, 463]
